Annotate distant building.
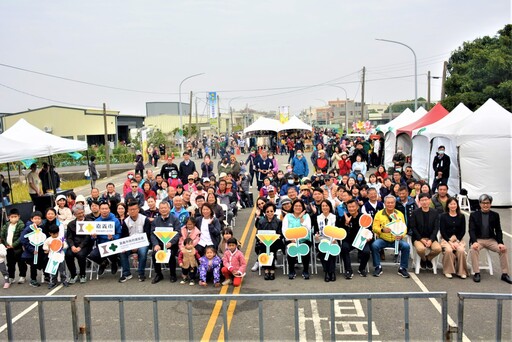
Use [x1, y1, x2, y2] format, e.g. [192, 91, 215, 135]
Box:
[0, 105, 143, 145]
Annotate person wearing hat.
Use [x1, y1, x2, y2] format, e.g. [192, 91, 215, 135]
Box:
[338, 152, 352, 176]
[314, 150, 330, 174]
[184, 175, 198, 193]
[54, 194, 74, 235]
[280, 174, 299, 197]
[134, 150, 145, 177]
[266, 185, 280, 206]
[297, 184, 313, 207]
[310, 143, 324, 169]
[291, 149, 309, 179]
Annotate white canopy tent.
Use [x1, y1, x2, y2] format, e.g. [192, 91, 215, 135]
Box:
[0, 135, 47, 163]
[279, 115, 313, 132]
[243, 117, 281, 135]
[1, 118, 88, 156]
[456, 99, 511, 205]
[410, 103, 473, 193]
[377, 107, 427, 169]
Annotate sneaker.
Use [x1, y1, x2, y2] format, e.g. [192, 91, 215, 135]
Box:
[30, 280, 41, 287]
[222, 279, 232, 286]
[69, 275, 79, 284]
[18, 277, 26, 284]
[373, 266, 383, 277]
[62, 281, 69, 287]
[180, 279, 187, 284]
[420, 259, 427, 270]
[189, 280, 195, 286]
[358, 269, 368, 277]
[48, 283, 57, 290]
[170, 276, 178, 283]
[444, 273, 453, 279]
[3, 282, 10, 289]
[288, 272, 296, 280]
[119, 275, 133, 283]
[398, 267, 410, 278]
[251, 261, 259, 272]
[138, 275, 146, 282]
[302, 272, 310, 280]
[426, 260, 433, 270]
[344, 271, 353, 280]
[80, 276, 87, 284]
[9, 278, 15, 284]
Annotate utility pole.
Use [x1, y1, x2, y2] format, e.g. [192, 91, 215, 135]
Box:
[217, 95, 221, 134]
[195, 97, 199, 139]
[102, 103, 111, 177]
[441, 61, 448, 101]
[361, 66, 366, 122]
[188, 91, 193, 139]
[230, 106, 233, 136]
[427, 70, 431, 109]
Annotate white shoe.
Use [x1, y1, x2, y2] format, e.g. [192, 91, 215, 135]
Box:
[444, 273, 452, 279]
[251, 261, 259, 272]
[18, 277, 26, 284]
[222, 279, 232, 286]
[9, 278, 15, 284]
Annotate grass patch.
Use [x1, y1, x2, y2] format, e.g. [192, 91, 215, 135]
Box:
[10, 179, 90, 203]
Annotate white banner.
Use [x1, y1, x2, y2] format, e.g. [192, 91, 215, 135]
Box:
[98, 233, 149, 258]
[76, 221, 115, 235]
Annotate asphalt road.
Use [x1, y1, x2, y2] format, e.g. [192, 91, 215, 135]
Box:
[1, 152, 511, 341]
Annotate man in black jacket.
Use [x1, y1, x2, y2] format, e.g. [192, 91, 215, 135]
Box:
[65, 205, 91, 284]
[160, 156, 179, 181]
[409, 193, 441, 270]
[469, 194, 511, 284]
[179, 152, 196, 185]
[432, 145, 450, 192]
[150, 201, 181, 284]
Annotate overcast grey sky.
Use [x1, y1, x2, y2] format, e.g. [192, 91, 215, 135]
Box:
[0, 1, 509, 116]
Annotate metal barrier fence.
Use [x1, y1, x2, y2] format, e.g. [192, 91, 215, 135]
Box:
[0, 295, 78, 342]
[457, 292, 512, 342]
[84, 292, 448, 342]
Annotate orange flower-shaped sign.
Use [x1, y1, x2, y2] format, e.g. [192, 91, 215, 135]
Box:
[283, 227, 308, 241]
[323, 226, 347, 241]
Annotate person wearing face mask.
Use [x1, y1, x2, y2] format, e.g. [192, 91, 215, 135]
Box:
[432, 145, 451, 192]
[268, 153, 279, 173]
[392, 147, 406, 172]
[291, 149, 309, 179]
[280, 175, 299, 196]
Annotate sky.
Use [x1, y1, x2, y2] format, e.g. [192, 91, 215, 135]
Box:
[0, 1, 510, 116]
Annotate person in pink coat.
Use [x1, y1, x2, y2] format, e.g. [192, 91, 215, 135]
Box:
[221, 238, 247, 287]
[178, 217, 201, 250]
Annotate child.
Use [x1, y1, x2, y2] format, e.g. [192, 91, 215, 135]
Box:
[178, 238, 201, 286]
[20, 211, 47, 287]
[217, 228, 242, 258]
[178, 217, 201, 250]
[0, 243, 8, 288]
[221, 238, 247, 287]
[43, 224, 68, 289]
[0, 208, 27, 284]
[198, 246, 222, 287]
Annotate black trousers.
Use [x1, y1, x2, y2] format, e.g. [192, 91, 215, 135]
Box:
[340, 240, 371, 272]
[66, 247, 90, 277]
[153, 244, 178, 277]
[6, 248, 27, 278]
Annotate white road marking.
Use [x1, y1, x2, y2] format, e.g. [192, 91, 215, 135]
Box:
[411, 273, 470, 342]
[0, 284, 63, 333]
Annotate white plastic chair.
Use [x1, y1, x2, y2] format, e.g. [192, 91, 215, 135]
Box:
[468, 248, 494, 275]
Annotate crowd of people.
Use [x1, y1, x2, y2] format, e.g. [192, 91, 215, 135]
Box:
[0, 129, 510, 291]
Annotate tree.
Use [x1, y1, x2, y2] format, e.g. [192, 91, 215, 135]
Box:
[442, 24, 512, 112]
[384, 98, 429, 113]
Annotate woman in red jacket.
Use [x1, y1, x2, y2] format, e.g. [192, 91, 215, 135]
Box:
[338, 152, 352, 176]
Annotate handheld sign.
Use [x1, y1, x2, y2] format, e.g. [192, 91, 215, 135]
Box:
[386, 219, 407, 254]
[283, 227, 309, 263]
[352, 214, 374, 251]
[320, 225, 346, 260]
[98, 233, 149, 258]
[76, 221, 115, 235]
[45, 251, 65, 275]
[258, 252, 274, 267]
[153, 228, 178, 252]
[256, 231, 281, 255]
[24, 224, 46, 265]
[154, 250, 171, 264]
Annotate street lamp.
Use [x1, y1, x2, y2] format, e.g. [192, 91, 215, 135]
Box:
[228, 96, 242, 135]
[179, 72, 205, 152]
[328, 85, 349, 134]
[376, 39, 418, 111]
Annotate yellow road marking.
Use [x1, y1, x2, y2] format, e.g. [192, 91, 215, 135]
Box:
[200, 206, 257, 342]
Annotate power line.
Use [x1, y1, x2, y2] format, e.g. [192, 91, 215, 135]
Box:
[0, 82, 102, 109]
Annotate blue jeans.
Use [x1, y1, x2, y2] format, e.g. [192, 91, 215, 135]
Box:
[371, 239, 410, 269]
[120, 246, 149, 277]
